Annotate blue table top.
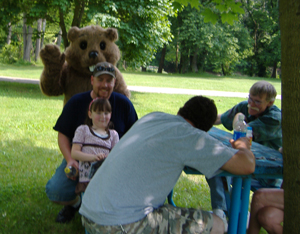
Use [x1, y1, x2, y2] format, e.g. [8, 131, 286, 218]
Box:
[184, 127, 283, 179]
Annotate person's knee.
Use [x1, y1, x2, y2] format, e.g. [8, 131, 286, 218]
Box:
[252, 189, 269, 208]
[257, 207, 282, 232]
[45, 175, 77, 203]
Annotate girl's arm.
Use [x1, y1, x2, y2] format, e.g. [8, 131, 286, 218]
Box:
[111, 130, 120, 148]
[71, 143, 101, 162]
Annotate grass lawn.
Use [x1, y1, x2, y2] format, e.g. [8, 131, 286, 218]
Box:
[0, 65, 276, 233]
[0, 63, 282, 95]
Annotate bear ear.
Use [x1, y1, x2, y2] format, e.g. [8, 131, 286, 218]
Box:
[68, 26, 80, 42]
[105, 28, 119, 42]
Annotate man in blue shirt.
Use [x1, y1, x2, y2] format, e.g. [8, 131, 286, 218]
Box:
[46, 62, 138, 223]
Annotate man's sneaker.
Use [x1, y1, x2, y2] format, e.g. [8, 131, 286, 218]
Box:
[212, 209, 228, 233]
[55, 205, 80, 223]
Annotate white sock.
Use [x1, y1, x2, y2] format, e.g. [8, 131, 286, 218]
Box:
[72, 196, 81, 208]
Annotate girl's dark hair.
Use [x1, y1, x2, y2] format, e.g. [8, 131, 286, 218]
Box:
[178, 96, 217, 132]
[85, 98, 114, 130]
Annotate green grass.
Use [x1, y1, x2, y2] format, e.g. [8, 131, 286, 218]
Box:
[0, 63, 282, 94]
[0, 67, 276, 233]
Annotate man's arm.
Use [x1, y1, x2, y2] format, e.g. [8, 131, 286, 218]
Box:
[58, 132, 79, 180]
[214, 114, 222, 125]
[221, 137, 255, 175]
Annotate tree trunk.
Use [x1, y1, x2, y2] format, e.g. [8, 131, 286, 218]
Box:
[57, 29, 62, 47]
[175, 40, 179, 73]
[221, 63, 227, 76]
[35, 19, 42, 61]
[181, 52, 189, 74]
[59, 7, 69, 48]
[71, 0, 85, 27]
[191, 48, 198, 73]
[141, 66, 146, 72]
[271, 61, 277, 78]
[198, 50, 207, 73]
[23, 14, 28, 60]
[7, 22, 11, 45]
[23, 15, 33, 62]
[25, 26, 33, 62]
[157, 44, 167, 73]
[40, 19, 46, 49]
[279, 0, 300, 233]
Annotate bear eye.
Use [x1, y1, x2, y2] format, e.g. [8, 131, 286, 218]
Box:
[100, 41, 106, 50]
[80, 41, 87, 50]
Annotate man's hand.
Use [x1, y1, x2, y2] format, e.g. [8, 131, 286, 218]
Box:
[230, 137, 251, 150]
[66, 159, 79, 180]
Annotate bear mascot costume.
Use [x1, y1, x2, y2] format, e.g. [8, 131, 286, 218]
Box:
[39, 25, 130, 106]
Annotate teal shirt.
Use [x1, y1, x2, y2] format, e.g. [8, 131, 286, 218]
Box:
[221, 101, 282, 188]
[221, 101, 282, 150]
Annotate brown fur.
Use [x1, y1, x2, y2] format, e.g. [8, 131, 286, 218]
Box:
[39, 25, 130, 105]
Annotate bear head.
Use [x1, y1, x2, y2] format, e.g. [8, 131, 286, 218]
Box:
[64, 25, 120, 76]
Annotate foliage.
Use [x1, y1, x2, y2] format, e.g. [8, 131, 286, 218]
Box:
[0, 42, 22, 64]
[172, 5, 253, 75]
[174, 0, 245, 25]
[90, 0, 174, 67]
[240, 0, 280, 77]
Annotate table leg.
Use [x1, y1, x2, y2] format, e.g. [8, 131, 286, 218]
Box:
[238, 177, 251, 234]
[227, 177, 242, 234]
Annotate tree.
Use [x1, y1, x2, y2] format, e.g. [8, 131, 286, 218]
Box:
[35, 18, 42, 61]
[23, 14, 33, 62]
[158, 44, 167, 73]
[279, 0, 300, 232]
[241, 0, 280, 77]
[170, 4, 252, 75]
[34, 0, 174, 66]
[0, 0, 174, 66]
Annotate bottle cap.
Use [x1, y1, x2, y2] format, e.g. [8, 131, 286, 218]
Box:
[64, 167, 71, 174]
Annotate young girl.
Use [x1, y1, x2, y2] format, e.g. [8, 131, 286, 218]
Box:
[71, 98, 119, 194]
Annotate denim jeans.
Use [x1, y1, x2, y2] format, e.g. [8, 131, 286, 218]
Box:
[45, 158, 78, 202]
[206, 176, 227, 211]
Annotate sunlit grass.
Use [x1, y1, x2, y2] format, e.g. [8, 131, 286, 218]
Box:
[0, 63, 282, 95]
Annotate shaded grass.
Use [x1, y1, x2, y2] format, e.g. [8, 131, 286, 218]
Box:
[0, 81, 272, 234]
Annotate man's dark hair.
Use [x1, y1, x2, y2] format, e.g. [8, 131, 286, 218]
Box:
[178, 96, 217, 132]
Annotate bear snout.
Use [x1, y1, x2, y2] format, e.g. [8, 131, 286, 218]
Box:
[89, 51, 98, 59]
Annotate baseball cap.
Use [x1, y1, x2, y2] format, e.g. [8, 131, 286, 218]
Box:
[93, 62, 116, 78]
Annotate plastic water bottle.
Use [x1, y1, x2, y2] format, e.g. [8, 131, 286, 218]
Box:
[64, 166, 78, 177]
[246, 126, 253, 147]
[233, 115, 247, 140]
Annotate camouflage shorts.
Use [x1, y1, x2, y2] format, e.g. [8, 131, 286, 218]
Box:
[82, 204, 213, 234]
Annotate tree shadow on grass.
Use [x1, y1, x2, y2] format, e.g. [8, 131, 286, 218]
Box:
[0, 81, 63, 102]
[0, 138, 84, 234]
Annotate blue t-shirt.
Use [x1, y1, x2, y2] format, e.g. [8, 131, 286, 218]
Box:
[54, 91, 138, 139]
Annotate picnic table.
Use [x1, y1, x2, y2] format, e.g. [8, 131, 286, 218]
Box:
[168, 127, 283, 234]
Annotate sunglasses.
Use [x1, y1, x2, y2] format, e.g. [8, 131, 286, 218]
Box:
[94, 65, 115, 73]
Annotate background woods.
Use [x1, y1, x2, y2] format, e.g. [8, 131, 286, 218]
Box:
[0, 0, 281, 78]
